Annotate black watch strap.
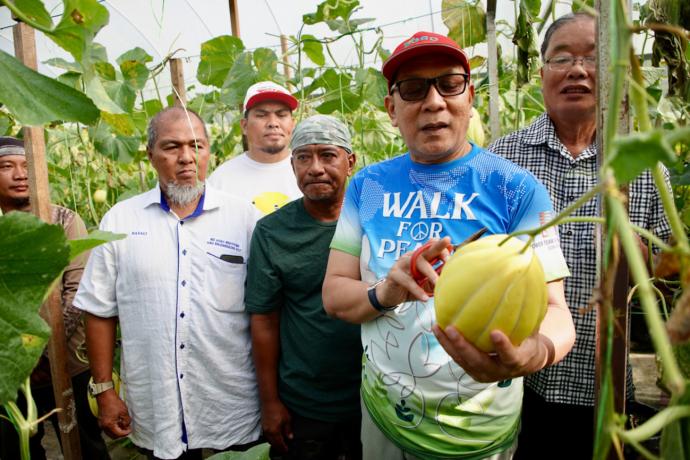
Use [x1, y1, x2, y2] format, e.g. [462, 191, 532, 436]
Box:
[367, 280, 397, 313]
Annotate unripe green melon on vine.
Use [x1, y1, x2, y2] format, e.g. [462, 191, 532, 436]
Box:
[434, 234, 548, 352]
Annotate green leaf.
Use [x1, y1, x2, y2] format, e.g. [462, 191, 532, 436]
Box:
[120, 61, 149, 90]
[90, 122, 141, 162]
[660, 384, 690, 460]
[253, 48, 280, 79]
[0, 112, 13, 137]
[442, 0, 487, 48]
[316, 89, 362, 114]
[197, 35, 245, 88]
[608, 130, 677, 184]
[207, 442, 270, 460]
[102, 80, 136, 113]
[2, 0, 53, 29]
[301, 35, 326, 66]
[68, 229, 125, 260]
[141, 99, 164, 118]
[303, 0, 360, 25]
[94, 61, 116, 81]
[101, 112, 138, 136]
[0, 49, 99, 125]
[0, 213, 67, 404]
[56, 71, 83, 89]
[116, 47, 153, 66]
[43, 57, 82, 73]
[220, 49, 281, 107]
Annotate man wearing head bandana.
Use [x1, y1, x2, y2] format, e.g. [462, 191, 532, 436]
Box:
[246, 115, 362, 460]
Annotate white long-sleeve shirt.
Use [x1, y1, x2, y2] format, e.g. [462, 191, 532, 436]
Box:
[75, 183, 261, 459]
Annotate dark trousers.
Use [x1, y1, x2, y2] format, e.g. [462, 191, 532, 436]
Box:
[269, 412, 362, 460]
[515, 386, 594, 460]
[0, 369, 110, 460]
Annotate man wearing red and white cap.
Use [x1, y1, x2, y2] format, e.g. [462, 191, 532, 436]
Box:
[323, 32, 575, 459]
[209, 81, 301, 215]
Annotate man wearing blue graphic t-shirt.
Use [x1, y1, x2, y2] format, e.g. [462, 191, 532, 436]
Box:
[322, 31, 576, 460]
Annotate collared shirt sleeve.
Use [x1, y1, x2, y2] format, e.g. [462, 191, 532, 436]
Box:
[73, 212, 119, 318]
[245, 219, 283, 313]
[330, 174, 363, 257]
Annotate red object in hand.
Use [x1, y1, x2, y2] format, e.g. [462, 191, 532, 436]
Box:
[410, 227, 488, 296]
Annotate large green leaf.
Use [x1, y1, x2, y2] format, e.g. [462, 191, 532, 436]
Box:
[120, 61, 149, 91]
[0, 49, 99, 125]
[90, 122, 141, 162]
[0, 212, 65, 404]
[68, 229, 125, 260]
[301, 35, 326, 66]
[303, 0, 360, 26]
[660, 385, 690, 460]
[0, 212, 124, 404]
[220, 49, 281, 107]
[607, 129, 677, 184]
[442, 0, 487, 48]
[4, 0, 109, 63]
[116, 47, 153, 66]
[207, 443, 270, 460]
[103, 79, 136, 113]
[197, 35, 245, 88]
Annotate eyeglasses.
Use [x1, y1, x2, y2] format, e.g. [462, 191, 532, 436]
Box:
[390, 73, 469, 101]
[544, 55, 596, 72]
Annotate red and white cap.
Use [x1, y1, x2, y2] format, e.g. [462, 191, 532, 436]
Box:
[243, 81, 298, 112]
[382, 31, 471, 86]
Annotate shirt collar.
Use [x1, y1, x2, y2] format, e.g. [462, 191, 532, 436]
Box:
[523, 113, 598, 160]
[142, 182, 221, 218]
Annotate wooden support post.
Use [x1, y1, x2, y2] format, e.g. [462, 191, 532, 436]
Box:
[12, 21, 82, 460]
[485, 0, 501, 142]
[170, 58, 187, 107]
[228, 0, 240, 38]
[280, 34, 292, 85]
[595, 1, 632, 456]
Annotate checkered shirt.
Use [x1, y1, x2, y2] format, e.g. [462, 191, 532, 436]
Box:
[489, 114, 671, 406]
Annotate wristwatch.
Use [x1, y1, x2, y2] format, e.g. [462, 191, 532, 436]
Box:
[88, 380, 114, 396]
[367, 279, 398, 313]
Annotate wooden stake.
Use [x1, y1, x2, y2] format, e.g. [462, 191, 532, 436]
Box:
[485, 0, 501, 142]
[12, 21, 82, 460]
[228, 0, 240, 38]
[280, 34, 292, 86]
[169, 58, 187, 106]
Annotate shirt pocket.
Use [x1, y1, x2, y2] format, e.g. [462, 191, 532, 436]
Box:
[204, 254, 246, 312]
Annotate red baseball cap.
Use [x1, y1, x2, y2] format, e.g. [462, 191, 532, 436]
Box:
[382, 32, 471, 86]
[243, 81, 298, 112]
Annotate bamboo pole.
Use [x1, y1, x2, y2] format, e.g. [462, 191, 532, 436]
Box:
[12, 21, 82, 460]
[594, 0, 632, 442]
[228, 0, 240, 38]
[280, 34, 292, 85]
[485, 0, 501, 141]
[169, 58, 187, 106]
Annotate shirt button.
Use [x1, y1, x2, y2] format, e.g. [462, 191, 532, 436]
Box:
[180, 312, 185, 318]
[182, 249, 187, 256]
[180, 221, 184, 226]
[181, 280, 186, 287]
[180, 343, 185, 349]
[568, 195, 575, 201]
[179, 374, 184, 379]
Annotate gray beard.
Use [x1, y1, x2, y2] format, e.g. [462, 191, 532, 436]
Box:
[163, 181, 205, 206]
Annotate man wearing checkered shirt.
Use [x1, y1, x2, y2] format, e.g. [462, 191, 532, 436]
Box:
[489, 12, 671, 459]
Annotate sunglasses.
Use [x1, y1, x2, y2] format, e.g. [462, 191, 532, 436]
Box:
[390, 73, 469, 101]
